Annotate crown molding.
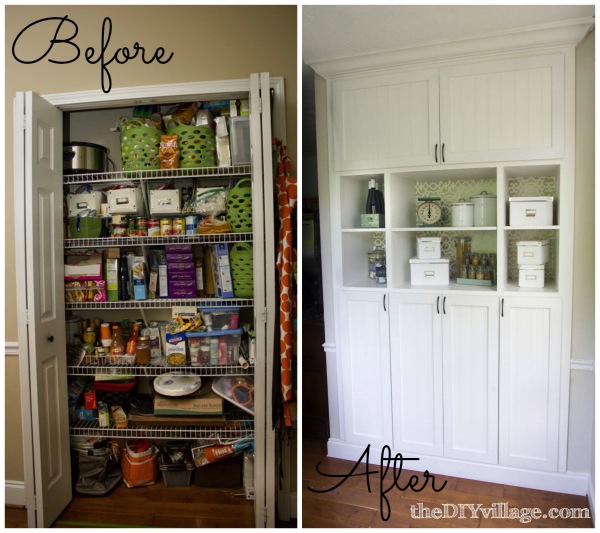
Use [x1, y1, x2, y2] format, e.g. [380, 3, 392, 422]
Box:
[307, 18, 594, 78]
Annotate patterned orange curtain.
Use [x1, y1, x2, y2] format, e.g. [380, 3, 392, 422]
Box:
[274, 139, 297, 426]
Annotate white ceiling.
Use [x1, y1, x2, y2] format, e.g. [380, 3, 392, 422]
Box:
[303, 5, 595, 63]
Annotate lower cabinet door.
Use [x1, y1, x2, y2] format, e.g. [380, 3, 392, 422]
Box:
[337, 291, 392, 447]
[389, 293, 443, 456]
[499, 297, 562, 471]
[442, 295, 499, 464]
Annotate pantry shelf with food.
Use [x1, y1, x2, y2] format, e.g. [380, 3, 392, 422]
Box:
[15, 74, 281, 527]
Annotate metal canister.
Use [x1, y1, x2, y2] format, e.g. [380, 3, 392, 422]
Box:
[135, 217, 148, 236]
[148, 219, 160, 237]
[111, 219, 128, 237]
[172, 217, 185, 235]
[160, 218, 172, 236]
[185, 215, 198, 235]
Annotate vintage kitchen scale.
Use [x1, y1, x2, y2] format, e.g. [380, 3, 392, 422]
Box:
[416, 196, 443, 227]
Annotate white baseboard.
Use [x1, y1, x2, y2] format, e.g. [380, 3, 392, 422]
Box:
[327, 439, 590, 496]
[5, 481, 25, 507]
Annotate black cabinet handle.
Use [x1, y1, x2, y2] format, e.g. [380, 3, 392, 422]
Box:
[442, 143, 445, 163]
[443, 296, 447, 315]
[435, 144, 438, 163]
[437, 295, 440, 314]
[501, 298, 504, 318]
[47, 335, 54, 343]
[383, 294, 387, 312]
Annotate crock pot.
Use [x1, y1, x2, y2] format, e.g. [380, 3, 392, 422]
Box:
[64, 142, 109, 173]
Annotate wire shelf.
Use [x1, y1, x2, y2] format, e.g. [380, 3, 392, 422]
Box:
[63, 166, 252, 185]
[65, 233, 253, 249]
[67, 363, 254, 377]
[69, 413, 254, 440]
[65, 298, 254, 310]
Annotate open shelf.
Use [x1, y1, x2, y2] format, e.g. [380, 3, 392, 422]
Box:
[65, 298, 254, 310]
[67, 363, 254, 377]
[65, 233, 253, 249]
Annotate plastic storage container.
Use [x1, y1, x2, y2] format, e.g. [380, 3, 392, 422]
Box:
[230, 116, 251, 166]
[212, 376, 254, 415]
[409, 257, 450, 286]
[159, 444, 195, 487]
[200, 307, 240, 331]
[185, 329, 244, 366]
[509, 197, 554, 226]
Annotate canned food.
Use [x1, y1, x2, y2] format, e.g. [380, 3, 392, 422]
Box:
[160, 218, 172, 236]
[148, 219, 160, 237]
[127, 217, 135, 237]
[185, 215, 198, 235]
[111, 221, 128, 237]
[135, 217, 148, 236]
[172, 218, 185, 235]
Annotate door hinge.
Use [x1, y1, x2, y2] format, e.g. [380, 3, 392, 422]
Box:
[258, 97, 263, 114]
[264, 506, 269, 526]
[24, 115, 27, 130]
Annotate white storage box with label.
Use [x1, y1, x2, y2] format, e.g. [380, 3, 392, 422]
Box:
[410, 257, 449, 286]
[517, 240, 550, 265]
[509, 196, 553, 226]
[518, 265, 545, 288]
[67, 191, 105, 217]
[107, 187, 144, 215]
[150, 189, 181, 215]
[417, 237, 441, 259]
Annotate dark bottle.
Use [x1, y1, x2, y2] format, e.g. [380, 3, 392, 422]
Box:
[365, 179, 379, 214]
[119, 254, 129, 301]
[375, 180, 385, 215]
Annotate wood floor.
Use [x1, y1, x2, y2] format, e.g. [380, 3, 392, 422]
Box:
[6, 479, 255, 528]
[302, 438, 593, 528]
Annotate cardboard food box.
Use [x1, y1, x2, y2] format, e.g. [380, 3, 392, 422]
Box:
[64, 253, 103, 281]
[153, 390, 224, 416]
[111, 405, 128, 429]
[211, 244, 234, 298]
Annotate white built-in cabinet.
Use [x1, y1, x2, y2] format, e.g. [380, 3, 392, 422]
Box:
[332, 54, 564, 171]
[318, 35, 583, 492]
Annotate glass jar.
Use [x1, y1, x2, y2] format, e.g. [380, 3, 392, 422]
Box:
[468, 265, 476, 279]
[188, 338, 201, 367]
[82, 326, 96, 345]
[480, 253, 489, 267]
[135, 336, 150, 365]
[454, 237, 472, 275]
[471, 253, 480, 267]
[368, 251, 385, 280]
[460, 264, 468, 279]
[476, 266, 485, 280]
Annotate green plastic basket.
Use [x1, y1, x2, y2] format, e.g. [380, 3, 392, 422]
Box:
[120, 119, 161, 171]
[166, 120, 216, 168]
[69, 216, 102, 239]
[226, 178, 253, 233]
[229, 243, 254, 298]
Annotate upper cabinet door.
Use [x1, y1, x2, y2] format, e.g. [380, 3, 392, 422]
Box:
[440, 54, 564, 164]
[331, 69, 440, 171]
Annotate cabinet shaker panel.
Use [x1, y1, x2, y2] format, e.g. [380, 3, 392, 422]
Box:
[337, 291, 392, 446]
[331, 70, 439, 170]
[389, 293, 443, 456]
[499, 297, 562, 471]
[440, 55, 564, 164]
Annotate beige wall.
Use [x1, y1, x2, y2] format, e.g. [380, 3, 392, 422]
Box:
[5, 5, 296, 483]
